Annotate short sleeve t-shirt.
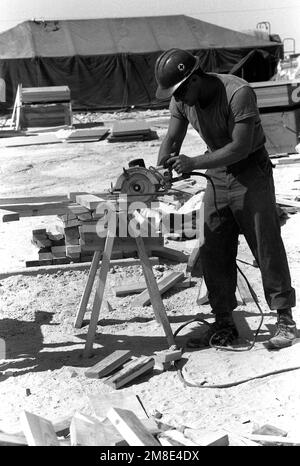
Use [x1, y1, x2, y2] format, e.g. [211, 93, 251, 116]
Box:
[169, 73, 266, 154]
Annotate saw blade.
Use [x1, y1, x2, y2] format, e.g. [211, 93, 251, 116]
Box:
[119, 172, 157, 203]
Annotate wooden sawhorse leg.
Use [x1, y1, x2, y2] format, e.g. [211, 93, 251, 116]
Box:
[83, 233, 115, 357]
[74, 250, 102, 329]
[134, 234, 175, 347]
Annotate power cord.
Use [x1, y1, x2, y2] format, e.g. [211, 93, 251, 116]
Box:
[170, 170, 300, 386]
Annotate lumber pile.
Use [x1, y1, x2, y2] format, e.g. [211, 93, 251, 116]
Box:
[15, 85, 73, 129]
[107, 119, 158, 142]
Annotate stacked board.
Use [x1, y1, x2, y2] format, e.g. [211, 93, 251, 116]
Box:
[19, 86, 73, 129]
[107, 120, 158, 142]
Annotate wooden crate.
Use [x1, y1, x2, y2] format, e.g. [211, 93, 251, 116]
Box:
[19, 102, 72, 128]
[260, 108, 300, 155]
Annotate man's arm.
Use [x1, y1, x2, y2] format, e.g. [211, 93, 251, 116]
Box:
[157, 115, 188, 166]
[170, 117, 256, 173]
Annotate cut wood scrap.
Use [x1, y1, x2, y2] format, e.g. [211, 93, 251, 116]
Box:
[88, 391, 147, 422]
[0, 431, 27, 446]
[237, 270, 257, 304]
[183, 428, 229, 446]
[107, 407, 160, 446]
[252, 423, 288, 437]
[76, 194, 106, 211]
[0, 209, 20, 222]
[159, 429, 198, 446]
[186, 238, 203, 276]
[154, 347, 182, 364]
[51, 245, 66, 258]
[245, 433, 300, 446]
[150, 246, 189, 263]
[70, 412, 122, 446]
[132, 271, 185, 307]
[224, 432, 261, 446]
[20, 410, 59, 446]
[104, 356, 155, 389]
[85, 350, 132, 379]
[66, 245, 81, 258]
[115, 281, 147, 296]
[196, 276, 209, 305]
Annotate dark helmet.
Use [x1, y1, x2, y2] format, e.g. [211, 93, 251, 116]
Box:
[155, 48, 200, 100]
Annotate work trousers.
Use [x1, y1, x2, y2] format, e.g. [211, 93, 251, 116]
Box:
[200, 149, 296, 315]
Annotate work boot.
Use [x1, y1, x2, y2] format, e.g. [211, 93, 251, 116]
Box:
[268, 322, 297, 349]
[187, 315, 239, 348]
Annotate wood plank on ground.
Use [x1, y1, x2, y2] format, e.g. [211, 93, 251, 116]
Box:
[132, 271, 184, 307]
[20, 411, 59, 446]
[104, 356, 155, 389]
[107, 407, 160, 446]
[85, 350, 132, 379]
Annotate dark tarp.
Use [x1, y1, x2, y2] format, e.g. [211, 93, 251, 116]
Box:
[0, 15, 283, 111]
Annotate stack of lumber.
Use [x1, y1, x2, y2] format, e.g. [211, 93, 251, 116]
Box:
[19, 86, 72, 129]
[29, 228, 68, 267]
[107, 119, 158, 142]
[250, 80, 300, 155]
[56, 127, 109, 143]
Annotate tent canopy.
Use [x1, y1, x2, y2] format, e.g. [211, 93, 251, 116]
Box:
[0, 15, 283, 110]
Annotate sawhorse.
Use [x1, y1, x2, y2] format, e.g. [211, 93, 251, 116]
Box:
[74, 210, 175, 357]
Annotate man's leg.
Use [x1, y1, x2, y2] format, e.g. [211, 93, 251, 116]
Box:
[187, 169, 240, 347]
[230, 158, 297, 348]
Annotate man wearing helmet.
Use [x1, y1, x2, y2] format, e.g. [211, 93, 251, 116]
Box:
[155, 48, 297, 349]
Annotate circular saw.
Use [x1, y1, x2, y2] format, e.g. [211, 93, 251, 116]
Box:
[110, 159, 172, 203]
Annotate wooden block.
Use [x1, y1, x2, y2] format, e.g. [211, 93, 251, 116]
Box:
[31, 237, 52, 248]
[85, 350, 132, 379]
[64, 226, 80, 245]
[66, 245, 81, 256]
[0, 431, 27, 446]
[151, 246, 189, 263]
[88, 391, 147, 422]
[76, 194, 106, 211]
[159, 430, 198, 446]
[132, 271, 184, 307]
[183, 428, 229, 446]
[38, 248, 53, 261]
[77, 212, 93, 221]
[0, 209, 20, 222]
[26, 259, 53, 267]
[154, 348, 182, 364]
[70, 412, 121, 446]
[20, 410, 59, 446]
[115, 281, 147, 296]
[246, 434, 300, 446]
[104, 356, 154, 389]
[196, 276, 209, 305]
[51, 245, 66, 258]
[107, 407, 160, 446]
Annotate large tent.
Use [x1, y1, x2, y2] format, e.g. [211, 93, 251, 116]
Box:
[0, 15, 283, 111]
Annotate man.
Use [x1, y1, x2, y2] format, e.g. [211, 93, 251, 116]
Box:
[155, 48, 297, 349]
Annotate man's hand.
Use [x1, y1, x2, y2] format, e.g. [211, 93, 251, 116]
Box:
[167, 154, 195, 174]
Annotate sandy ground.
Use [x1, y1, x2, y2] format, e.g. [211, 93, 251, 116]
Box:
[0, 111, 300, 445]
